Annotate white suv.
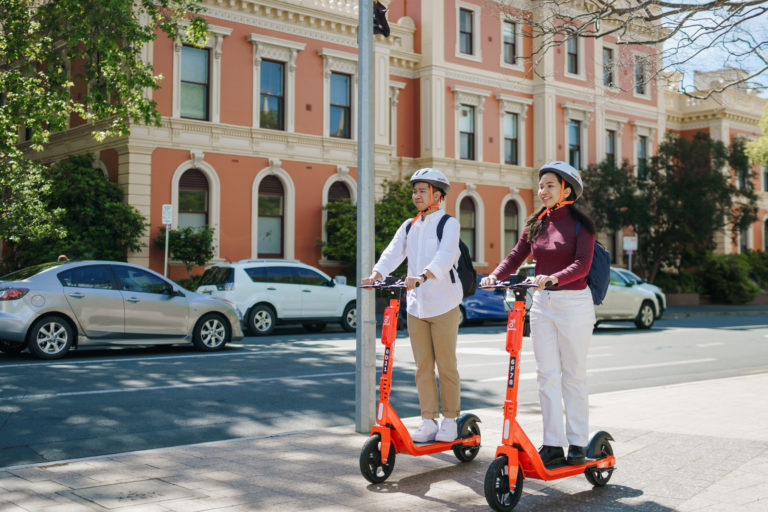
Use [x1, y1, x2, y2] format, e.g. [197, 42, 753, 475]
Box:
[196, 259, 357, 336]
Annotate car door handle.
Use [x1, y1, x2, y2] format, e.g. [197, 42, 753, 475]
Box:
[68, 292, 85, 299]
[303, 289, 312, 293]
[267, 287, 277, 291]
[125, 297, 140, 303]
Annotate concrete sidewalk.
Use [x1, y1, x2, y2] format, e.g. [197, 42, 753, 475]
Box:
[1, 372, 767, 511]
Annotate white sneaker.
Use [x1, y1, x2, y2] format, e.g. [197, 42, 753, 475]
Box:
[435, 417, 458, 442]
[411, 419, 438, 443]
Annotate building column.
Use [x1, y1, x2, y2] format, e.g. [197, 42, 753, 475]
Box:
[117, 144, 154, 268]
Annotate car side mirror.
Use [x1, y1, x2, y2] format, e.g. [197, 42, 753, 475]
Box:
[170, 288, 184, 297]
[327, 279, 336, 287]
[333, 275, 347, 286]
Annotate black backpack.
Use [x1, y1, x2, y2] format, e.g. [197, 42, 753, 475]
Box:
[405, 215, 477, 298]
[575, 223, 611, 305]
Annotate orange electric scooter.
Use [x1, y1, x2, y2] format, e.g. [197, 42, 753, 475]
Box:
[359, 279, 482, 483]
[481, 276, 616, 511]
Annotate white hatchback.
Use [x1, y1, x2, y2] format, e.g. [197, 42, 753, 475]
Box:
[196, 259, 357, 335]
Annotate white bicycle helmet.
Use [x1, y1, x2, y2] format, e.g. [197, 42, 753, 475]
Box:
[410, 168, 450, 194]
[538, 161, 583, 200]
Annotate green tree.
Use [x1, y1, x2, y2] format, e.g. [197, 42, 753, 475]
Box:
[1, 0, 207, 250]
[583, 132, 757, 283]
[320, 179, 415, 280]
[155, 225, 215, 278]
[2, 154, 147, 271]
[746, 102, 768, 166]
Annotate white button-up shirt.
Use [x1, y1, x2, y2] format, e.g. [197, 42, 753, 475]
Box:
[373, 210, 463, 319]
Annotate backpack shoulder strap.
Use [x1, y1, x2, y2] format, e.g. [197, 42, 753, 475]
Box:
[405, 218, 414, 235]
[575, 221, 581, 236]
[436, 214, 452, 242]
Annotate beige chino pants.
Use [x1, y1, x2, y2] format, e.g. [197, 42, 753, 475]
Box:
[406, 306, 461, 419]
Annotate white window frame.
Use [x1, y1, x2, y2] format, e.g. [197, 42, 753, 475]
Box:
[455, 185, 487, 267]
[562, 102, 593, 168]
[452, 85, 489, 161]
[173, 24, 232, 123]
[248, 33, 305, 132]
[497, 94, 532, 167]
[389, 81, 406, 153]
[633, 54, 651, 99]
[319, 166, 357, 267]
[604, 115, 627, 164]
[500, 17, 524, 71]
[500, 188, 527, 256]
[456, 1, 482, 62]
[739, 226, 753, 253]
[170, 151, 221, 260]
[631, 120, 656, 178]
[318, 48, 358, 140]
[601, 42, 618, 90]
[564, 33, 585, 80]
[251, 158, 296, 260]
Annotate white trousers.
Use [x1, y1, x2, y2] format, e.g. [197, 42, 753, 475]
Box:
[529, 288, 596, 447]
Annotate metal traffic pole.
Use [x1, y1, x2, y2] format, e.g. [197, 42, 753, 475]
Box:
[355, 0, 376, 434]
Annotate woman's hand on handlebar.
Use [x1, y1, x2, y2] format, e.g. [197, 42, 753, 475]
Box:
[480, 274, 498, 287]
[533, 274, 557, 290]
[361, 271, 383, 287]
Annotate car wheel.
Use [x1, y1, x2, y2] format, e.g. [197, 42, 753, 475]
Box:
[248, 305, 276, 336]
[193, 313, 230, 351]
[0, 339, 25, 355]
[458, 305, 466, 327]
[635, 300, 655, 329]
[302, 322, 326, 333]
[341, 301, 357, 332]
[27, 315, 74, 360]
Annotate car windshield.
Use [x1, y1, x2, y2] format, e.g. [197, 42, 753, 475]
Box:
[619, 269, 642, 284]
[199, 266, 234, 286]
[0, 262, 61, 281]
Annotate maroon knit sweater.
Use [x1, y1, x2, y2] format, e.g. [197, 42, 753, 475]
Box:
[492, 206, 594, 290]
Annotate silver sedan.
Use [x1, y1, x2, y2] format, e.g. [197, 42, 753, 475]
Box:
[0, 261, 243, 360]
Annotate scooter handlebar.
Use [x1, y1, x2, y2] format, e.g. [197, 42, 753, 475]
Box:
[479, 278, 553, 290]
[360, 279, 418, 289]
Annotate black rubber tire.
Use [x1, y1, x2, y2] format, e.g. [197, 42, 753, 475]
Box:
[0, 339, 25, 354]
[302, 322, 327, 333]
[341, 301, 356, 332]
[634, 300, 655, 329]
[192, 313, 230, 351]
[585, 437, 614, 487]
[359, 434, 396, 483]
[484, 455, 524, 511]
[248, 304, 276, 336]
[452, 417, 481, 462]
[27, 315, 74, 360]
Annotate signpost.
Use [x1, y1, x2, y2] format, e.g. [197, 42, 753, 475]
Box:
[162, 204, 173, 276]
[624, 235, 638, 271]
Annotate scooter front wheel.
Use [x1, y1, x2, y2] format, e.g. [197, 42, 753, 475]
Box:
[484, 455, 524, 511]
[359, 434, 396, 483]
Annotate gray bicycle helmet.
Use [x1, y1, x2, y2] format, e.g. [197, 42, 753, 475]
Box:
[410, 168, 450, 195]
[538, 161, 583, 200]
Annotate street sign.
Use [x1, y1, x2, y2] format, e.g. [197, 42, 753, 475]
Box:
[624, 236, 638, 252]
[162, 204, 173, 226]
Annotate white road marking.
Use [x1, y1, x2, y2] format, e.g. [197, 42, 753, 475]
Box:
[696, 342, 724, 348]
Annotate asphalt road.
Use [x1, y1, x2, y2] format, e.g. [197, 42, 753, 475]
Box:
[1, 314, 767, 468]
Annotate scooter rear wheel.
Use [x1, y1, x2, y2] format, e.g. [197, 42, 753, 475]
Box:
[585, 436, 614, 487]
[452, 417, 481, 462]
[359, 434, 396, 483]
[484, 455, 524, 511]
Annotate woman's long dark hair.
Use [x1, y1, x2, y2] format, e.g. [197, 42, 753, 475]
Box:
[526, 174, 595, 242]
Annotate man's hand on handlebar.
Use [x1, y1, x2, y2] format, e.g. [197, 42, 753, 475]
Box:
[361, 271, 383, 287]
[404, 275, 423, 290]
[480, 274, 498, 287]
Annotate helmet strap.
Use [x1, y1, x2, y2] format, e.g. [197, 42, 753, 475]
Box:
[411, 184, 443, 225]
[537, 180, 574, 220]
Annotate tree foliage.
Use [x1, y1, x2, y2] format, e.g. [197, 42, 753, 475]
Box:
[582, 132, 757, 282]
[155, 225, 215, 278]
[320, 179, 415, 280]
[493, 0, 768, 97]
[1, 0, 207, 250]
[1, 154, 148, 271]
[746, 102, 768, 166]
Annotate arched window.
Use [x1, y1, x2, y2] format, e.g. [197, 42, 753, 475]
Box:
[178, 169, 209, 228]
[459, 197, 476, 260]
[258, 176, 284, 257]
[328, 181, 351, 202]
[503, 201, 519, 253]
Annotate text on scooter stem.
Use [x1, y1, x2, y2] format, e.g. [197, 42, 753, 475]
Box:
[508, 357, 517, 388]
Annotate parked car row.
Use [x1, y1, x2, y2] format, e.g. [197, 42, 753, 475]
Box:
[0, 261, 243, 360]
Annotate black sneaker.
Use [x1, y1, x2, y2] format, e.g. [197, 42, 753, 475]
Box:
[567, 445, 586, 465]
[538, 445, 565, 466]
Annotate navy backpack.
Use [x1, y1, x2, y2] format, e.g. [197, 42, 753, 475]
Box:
[575, 223, 611, 305]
